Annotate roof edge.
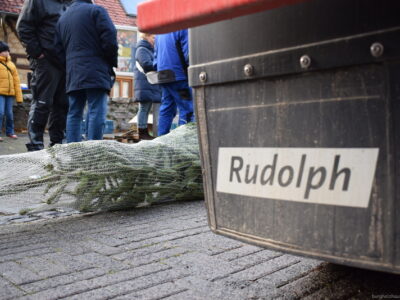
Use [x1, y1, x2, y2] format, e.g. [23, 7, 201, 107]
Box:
[0, 11, 19, 17]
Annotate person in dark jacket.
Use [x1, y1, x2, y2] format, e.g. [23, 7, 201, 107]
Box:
[55, 0, 118, 143]
[133, 33, 161, 140]
[154, 29, 194, 136]
[17, 0, 71, 151]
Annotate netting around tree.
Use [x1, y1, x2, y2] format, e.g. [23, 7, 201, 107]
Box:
[0, 123, 203, 214]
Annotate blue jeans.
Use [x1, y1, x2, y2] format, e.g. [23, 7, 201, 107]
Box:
[0, 95, 15, 136]
[67, 89, 108, 143]
[158, 80, 194, 136]
[138, 101, 153, 129]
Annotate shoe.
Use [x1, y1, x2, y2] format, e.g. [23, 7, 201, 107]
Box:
[26, 143, 44, 152]
[49, 141, 63, 147]
[138, 128, 154, 140]
[0, 137, 3, 142]
[7, 134, 18, 139]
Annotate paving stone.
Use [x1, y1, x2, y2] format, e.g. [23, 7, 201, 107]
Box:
[161, 219, 208, 231]
[79, 222, 154, 239]
[162, 290, 206, 300]
[0, 247, 55, 263]
[232, 249, 283, 268]
[18, 280, 92, 300]
[55, 241, 92, 256]
[61, 287, 116, 300]
[302, 277, 359, 300]
[112, 243, 174, 261]
[168, 231, 243, 255]
[74, 252, 131, 272]
[50, 219, 98, 234]
[213, 244, 263, 261]
[0, 233, 55, 250]
[113, 281, 188, 300]
[169, 276, 240, 300]
[0, 261, 43, 285]
[20, 268, 107, 293]
[163, 252, 244, 281]
[0, 210, 79, 226]
[172, 276, 280, 300]
[220, 254, 301, 283]
[112, 221, 208, 245]
[101, 226, 157, 240]
[105, 223, 161, 239]
[67, 268, 190, 300]
[277, 263, 349, 298]
[175, 214, 207, 221]
[1, 200, 399, 299]
[11, 216, 41, 223]
[19, 264, 170, 300]
[257, 258, 322, 288]
[81, 263, 171, 289]
[0, 231, 52, 244]
[115, 228, 178, 244]
[0, 277, 25, 299]
[40, 252, 94, 272]
[123, 247, 190, 267]
[82, 239, 124, 255]
[0, 242, 54, 258]
[85, 234, 127, 247]
[120, 226, 210, 251]
[17, 256, 69, 278]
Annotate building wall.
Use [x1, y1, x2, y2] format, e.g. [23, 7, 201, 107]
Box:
[108, 98, 138, 131]
[0, 17, 30, 131]
[0, 17, 30, 85]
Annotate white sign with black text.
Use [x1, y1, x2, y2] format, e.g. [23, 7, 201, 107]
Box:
[216, 148, 379, 208]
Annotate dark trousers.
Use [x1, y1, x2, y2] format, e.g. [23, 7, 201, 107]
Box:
[27, 58, 68, 151]
[158, 80, 194, 136]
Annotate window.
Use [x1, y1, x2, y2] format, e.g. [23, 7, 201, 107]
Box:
[111, 25, 138, 99]
[116, 26, 138, 74]
[112, 81, 120, 98]
[111, 75, 133, 99]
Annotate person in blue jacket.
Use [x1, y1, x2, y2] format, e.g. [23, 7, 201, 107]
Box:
[133, 33, 161, 140]
[55, 0, 118, 143]
[154, 29, 194, 136]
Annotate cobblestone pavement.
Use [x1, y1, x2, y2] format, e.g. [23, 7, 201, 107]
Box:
[1, 137, 400, 299]
[0, 200, 398, 300]
[0, 133, 46, 156]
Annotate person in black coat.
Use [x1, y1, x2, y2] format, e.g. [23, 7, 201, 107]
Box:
[133, 33, 161, 140]
[17, 0, 72, 151]
[55, 0, 118, 143]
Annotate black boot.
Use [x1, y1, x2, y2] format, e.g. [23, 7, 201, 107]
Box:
[26, 143, 44, 152]
[49, 141, 63, 148]
[138, 128, 154, 140]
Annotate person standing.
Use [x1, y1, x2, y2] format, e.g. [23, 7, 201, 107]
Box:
[55, 0, 118, 143]
[0, 42, 23, 142]
[134, 33, 161, 140]
[17, 0, 71, 151]
[154, 29, 194, 136]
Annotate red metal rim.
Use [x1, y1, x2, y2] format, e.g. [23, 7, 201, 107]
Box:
[137, 0, 308, 33]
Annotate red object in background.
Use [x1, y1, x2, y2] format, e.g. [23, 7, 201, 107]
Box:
[137, 0, 307, 34]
